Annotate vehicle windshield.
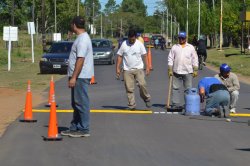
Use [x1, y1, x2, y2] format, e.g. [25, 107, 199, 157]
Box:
[49, 42, 73, 53]
[92, 40, 111, 48]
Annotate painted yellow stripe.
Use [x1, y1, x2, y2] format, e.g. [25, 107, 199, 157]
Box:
[32, 109, 152, 114]
[229, 113, 250, 117]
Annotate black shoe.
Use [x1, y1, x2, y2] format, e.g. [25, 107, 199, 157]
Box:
[69, 131, 90, 138]
[61, 130, 76, 136]
[210, 109, 221, 118]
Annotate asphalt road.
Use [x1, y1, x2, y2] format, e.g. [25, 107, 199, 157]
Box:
[0, 48, 250, 166]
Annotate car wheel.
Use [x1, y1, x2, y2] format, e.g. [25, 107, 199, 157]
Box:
[40, 68, 46, 74]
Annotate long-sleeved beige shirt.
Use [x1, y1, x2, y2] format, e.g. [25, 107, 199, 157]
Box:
[214, 72, 240, 92]
[168, 43, 198, 74]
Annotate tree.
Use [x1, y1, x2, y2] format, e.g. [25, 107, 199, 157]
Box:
[120, 0, 147, 17]
[103, 0, 119, 15]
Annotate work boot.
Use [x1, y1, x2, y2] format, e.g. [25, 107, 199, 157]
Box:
[230, 108, 236, 114]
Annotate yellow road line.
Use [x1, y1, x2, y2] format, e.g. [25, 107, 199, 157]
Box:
[32, 109, 152, 114]
[229, 113, 250, 117]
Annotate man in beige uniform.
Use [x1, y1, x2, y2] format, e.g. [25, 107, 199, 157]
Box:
[215, 63, 240, 113]
[116, 29, 151, 110]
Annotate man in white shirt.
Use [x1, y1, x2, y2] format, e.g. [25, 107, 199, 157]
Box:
[168, 31, 199, 108]
[116, 29, 151, 110]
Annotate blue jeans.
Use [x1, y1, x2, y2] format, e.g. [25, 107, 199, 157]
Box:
[172, 73, 192, 107]
[69, 78, 90, 133]
[205, 90, 230, 115]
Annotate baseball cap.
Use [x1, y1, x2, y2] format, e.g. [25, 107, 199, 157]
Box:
[178, 32, 186, 38]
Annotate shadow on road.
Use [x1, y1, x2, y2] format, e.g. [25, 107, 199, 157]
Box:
[236, 148, 250, 152]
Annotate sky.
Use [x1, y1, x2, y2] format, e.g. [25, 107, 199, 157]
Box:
[99, 0, 158, 16]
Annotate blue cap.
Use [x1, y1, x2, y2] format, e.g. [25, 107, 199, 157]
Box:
[220, 63, 231, 73]
[178, 32, 186, 38]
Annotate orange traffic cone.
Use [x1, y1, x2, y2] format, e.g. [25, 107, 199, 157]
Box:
[90, 76, 97, 84]
[147, 47, 153, 70]
[20, 80, 37, 122]
[43, 94, 62, 141]
[45, 76, 58, 107]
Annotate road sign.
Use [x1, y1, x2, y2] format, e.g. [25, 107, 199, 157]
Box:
[27, 22, 36, 35]
[53, 33, 61, 41]
[3, 26, 18, 41]
[3, 26, 18, 71]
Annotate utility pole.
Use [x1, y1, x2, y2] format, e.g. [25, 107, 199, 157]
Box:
[120, 19, 123, 37]
[186, 0, 189, 41]
[198, 0, 201, 38]
[41, 0, 46, 51]
[111, 20, 113, 38]
[77, 0, 80, 16]
[101, 13, 103, 38]
[54, 0, 57, 33]
[92, 1, 95, 37]
[171, 14, 173, 46]
[219, 0, 223, 51]
[166, 8, 168, 44]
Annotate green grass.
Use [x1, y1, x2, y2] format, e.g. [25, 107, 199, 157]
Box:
[207, 48, 250, 76]
[0, 32, 65, 91]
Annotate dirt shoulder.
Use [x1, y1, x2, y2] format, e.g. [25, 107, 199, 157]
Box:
[0, 88, 45, 137]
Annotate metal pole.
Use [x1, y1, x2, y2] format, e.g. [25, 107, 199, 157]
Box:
[219, 0, 223, 50]
[93, 2, 95, 37]
[54, 0, 57, 33]
[120, 19, 123, 37]
[101, 13, 103, 38]
[198, 0, 200, 38]
[171, 14, 172, 45]
[166, 8, 168, 43]
[11, 0, 14, 26]
[111, 20, 113, 38]
[186, 0, 189, 40]
[77, 0, 79, 16]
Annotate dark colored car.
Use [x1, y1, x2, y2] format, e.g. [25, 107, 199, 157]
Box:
[92, 39, 115, 65]
[39, 41, 73, 74]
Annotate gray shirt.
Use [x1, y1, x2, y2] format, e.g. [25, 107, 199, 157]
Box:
[68, 32, 94, 78]
[214, 72, 240, 92]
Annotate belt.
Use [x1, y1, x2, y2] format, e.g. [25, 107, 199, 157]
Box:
[209, 84, 228, 94]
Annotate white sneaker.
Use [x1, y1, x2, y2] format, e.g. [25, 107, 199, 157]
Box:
[230, 108, 236, 114]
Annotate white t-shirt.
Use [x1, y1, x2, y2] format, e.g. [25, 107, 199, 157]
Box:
[117, 39, 147, 71]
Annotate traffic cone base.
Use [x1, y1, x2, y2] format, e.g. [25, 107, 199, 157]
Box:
[19, 119, 37, 123]
[45, 103, 58, 107]
[43, 135, 63, 141]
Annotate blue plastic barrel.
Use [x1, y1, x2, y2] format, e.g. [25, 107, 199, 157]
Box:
[185, 88, 200, 116]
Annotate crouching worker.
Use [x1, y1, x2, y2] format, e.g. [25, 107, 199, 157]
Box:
[198, 77, 230, 117]
[214, 63, 240, 114]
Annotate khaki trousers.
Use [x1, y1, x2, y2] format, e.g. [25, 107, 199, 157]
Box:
[123, 69, 151, 108]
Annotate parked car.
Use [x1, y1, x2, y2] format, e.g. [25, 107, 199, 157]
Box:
[92, 39, 115, 65]
[39, 41, 73, 74]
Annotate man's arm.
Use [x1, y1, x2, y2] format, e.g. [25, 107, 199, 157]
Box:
[143, 54, 150, 76]
[116, 55, 122, 79]
[68, 57, 84, 88]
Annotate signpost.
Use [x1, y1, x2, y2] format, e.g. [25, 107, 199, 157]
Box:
[3, 26, 18, 71]
[27, 22, 36, 63]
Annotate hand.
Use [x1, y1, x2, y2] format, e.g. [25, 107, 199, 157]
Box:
[168, 68, 173, 77]
[116, 69, 121, 80]
[68, 77, 76, 88]
[193, 66, 198, 77]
